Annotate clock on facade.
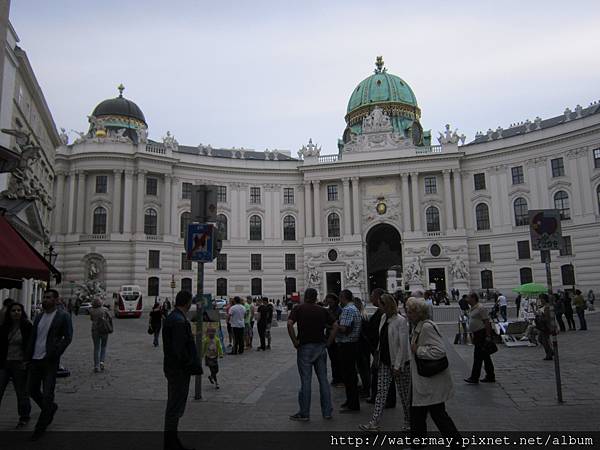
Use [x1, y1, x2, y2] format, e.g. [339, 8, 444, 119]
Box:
[376, 201, 387, 215]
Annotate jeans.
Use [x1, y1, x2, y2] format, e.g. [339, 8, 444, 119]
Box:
[276, 310, 282, 321]
[164, 372, 191, 432]
[232, 327, 244, 354]
[576, 308, 587, 330]
[338, 342, 360, 410]
[296, 343, 332, 418]
[500, 305, 507, 322]
[92, 332, 108, 368]
[257, 322, 267, 350]
[470, 330, 495, 381]
[411, 403, 462, 449]
[28, 359, 59, 431]
[0, 362, 31, 420]
[153, 330, 161, 347]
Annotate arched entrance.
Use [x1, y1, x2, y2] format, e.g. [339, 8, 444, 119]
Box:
[366, 223, 402, 293]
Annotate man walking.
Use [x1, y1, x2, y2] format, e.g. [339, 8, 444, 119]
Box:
[26, 289, 73, 441]
[331, 289, 362, 413]
[162, 290, 203, 450]
[498, 293, 508, 322]
[287, 288, 334, 421]
[228, 297, 246, 355]
[257, 297, 272, 351]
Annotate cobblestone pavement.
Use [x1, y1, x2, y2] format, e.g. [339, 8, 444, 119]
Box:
[1, 311, 599, 432]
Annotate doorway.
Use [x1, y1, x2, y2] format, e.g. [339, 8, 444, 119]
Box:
[326, 272, 341, 295]
[366, 224, 402, 293]
[428, 268, 446, 292]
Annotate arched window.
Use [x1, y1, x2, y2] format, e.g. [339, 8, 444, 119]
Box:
[144, 208, 158, 235]
[216, 278, 227, 296]
[519, 267, 533, 284]
[249, 215, 262, 240]
[513, 197, 529, 226]
[217, 214, 228, 240]
[283, 215, 296, 241]
[92, 206, 107, 234]
[180, 211, 191, 238]
[475, 203, 490, 230]
[181, 278, 192, 293]
[327, 213, 340, 237]
[148, 276, 159, 297]
[251, 277, 262, 296]
[425, 206, 440, 232]
[554, 191, 570, 220]
[481, 270, 493, 289]
[561, 264, 575, 287]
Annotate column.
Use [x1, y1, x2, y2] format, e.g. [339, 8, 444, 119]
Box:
[351, 177, 361, 235]
[499, 170, 511, 226]
[442, 169, 453, 230]
[75, 171, 86, 233]
[453, 169, 465, 229]
[537, 165, 550, 209]
[312, 180, 321, 237]
[264, 187, 273, 239]
[272, 186, 280, 240]
[304, 181, 313, 237]
[410, 172, 421, 231]
[112, 170, 122, 233]
[171, 177, 179, 238]
[122, 170, 134, 234]
[490, 172, 502, 228]
[53, 172, 65, 234]
[578, 154, 593, 216]
[568, 156, 582, 217]
[239, 184, 247, 239]
[526, 163, 540, 209]
[401, 173, 411, 232]
[230, 183, 239, 239]
[342, 178, 351, 236]
[135, 170, 146, 233]
[163, 174, 171, 236]
[298, 184, 306, 240]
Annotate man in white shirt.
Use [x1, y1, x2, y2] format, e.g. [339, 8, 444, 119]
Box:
[498, 293, 508, 322]
[228, 296, 246, 355]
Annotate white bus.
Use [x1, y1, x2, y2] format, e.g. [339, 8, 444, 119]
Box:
[113, 285, 143, 318]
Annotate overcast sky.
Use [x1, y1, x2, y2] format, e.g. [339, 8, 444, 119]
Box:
[10, 0, 600, 155]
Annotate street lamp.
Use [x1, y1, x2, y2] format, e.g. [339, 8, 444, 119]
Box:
[43, 245, 58, 287]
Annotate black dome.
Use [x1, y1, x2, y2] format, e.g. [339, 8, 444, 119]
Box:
[92, 96, 146, 124]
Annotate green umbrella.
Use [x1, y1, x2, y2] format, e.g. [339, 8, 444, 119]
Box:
[512, 283, 548, 295]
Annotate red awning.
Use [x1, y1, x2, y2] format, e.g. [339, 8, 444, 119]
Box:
[0, 214, 51, 282]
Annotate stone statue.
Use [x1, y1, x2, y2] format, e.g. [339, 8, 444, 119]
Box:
[345, 261, 362, 286]
[362, 107, 392, 133]
[88, 261, 99, 279]
[404, 256, 423, 283]
[163, 131, 179, 151]
[137, 127, 148, 144]
[449, 256, 469, 280]
[298, 138, 321, 159]
[59, 128, 69, 145]
[306, 259, 321, 287]
[437, 124, 465, 145]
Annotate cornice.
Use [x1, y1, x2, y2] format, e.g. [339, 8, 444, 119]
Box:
[470, 193, 492, 203]
[547, 179, 572, 191]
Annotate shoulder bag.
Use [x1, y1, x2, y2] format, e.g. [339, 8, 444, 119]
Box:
[414, 321, 449, 377]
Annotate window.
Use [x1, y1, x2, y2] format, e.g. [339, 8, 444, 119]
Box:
[180, 212, 192, 238]
[327, 213, 340, 237]
[553, 191, 570, 220]
[513, 197, 529, 226]
[424, 176, 437, 194]
[594, 148, 600, 169]
[474, 173, 486, 190]
[92, 207, 107, 234]
[250, 187, 261, 204]
[285, 254, 296, 271]
[511, 166, 524, 185]
[217, 214, 228, 240]
[216, 253, 227, 271]
[520, 268, 533, 284]
[283, 215, 296, 241]
[517, 240, 531, 260]
[560, 236, 572, 256]
[146, 177, 158, 196]
[475, 203, 490, 230]
[481, 270, 493, 289]
[249, 215, 262, 240]
[182, 182, 193, 200]
[95, 175, 108, 193]
[285, 277, 296, 295]
[148, 250, 160, 269]
[561, 264, 575, 287]
[148, 277, 159, 297]
[551, 158, 565, 177]
[327, 185, 338, 201]
[216, 278, 227, 296]
[425, 206, 440, 232]
[181, 253, 192, 270]
[479, 244, 491, 263]
[181, 278, 192, 293]
[251, 254, 261, 271]
[251, 278, 262, 296]
[217, 185, 227, 203]
[283, 187, 294, 204]
[144, 209, 158, 235]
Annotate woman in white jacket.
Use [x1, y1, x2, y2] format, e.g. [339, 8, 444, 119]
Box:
[359, 293, 411, 431]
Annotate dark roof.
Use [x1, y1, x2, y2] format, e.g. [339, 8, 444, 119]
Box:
[465, 103, 600, 146]
[148, 140, 296, 161]
[92, 96, 146, 124]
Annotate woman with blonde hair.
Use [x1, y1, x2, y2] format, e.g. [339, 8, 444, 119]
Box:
[405, 297, 461, 446]
[359, 293, 410, 431]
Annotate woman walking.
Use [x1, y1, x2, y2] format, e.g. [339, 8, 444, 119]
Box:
[536, 294, 556, 360]
[405, 298, 461, 447]
[89, 298, 112, 372]
[553, 294, 566, 332]
[149, 302, 163, 347]
[0, 301, 33, 428]
[359, 294, 411, 431]
[275, 300, 283, 322]
[464, 292, 495, 384]
[563, 292, 576, 331]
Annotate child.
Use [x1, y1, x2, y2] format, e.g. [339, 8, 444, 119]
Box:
[203, 328, 224, 389]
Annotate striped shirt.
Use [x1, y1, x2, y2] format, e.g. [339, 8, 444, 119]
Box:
[336, 302, 361, 343]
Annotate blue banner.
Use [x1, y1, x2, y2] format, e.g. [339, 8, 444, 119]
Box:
[186, 223, 214, 262]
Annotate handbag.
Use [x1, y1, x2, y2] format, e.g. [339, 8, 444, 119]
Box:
[414, 321, 449, 377]
[481, 339, 498, 355]
[147, 324, 154, 335]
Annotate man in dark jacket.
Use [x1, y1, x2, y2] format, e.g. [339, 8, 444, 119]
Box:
[162, 290, 202, 450]
[26, 289, 73, 440]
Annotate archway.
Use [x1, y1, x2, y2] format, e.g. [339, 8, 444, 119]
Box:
[366, 223, 402, 293]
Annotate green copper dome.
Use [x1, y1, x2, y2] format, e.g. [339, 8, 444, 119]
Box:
[347, 69, 417, 114]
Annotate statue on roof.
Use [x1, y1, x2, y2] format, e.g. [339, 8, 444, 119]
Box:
[59, 128, 69, 145]
[163, 131, 179, 151]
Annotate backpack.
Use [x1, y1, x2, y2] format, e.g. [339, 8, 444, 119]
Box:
[96, 310, 114, 335]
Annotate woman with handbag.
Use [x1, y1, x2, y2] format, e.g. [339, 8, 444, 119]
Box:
[464, 292, 496, 384]
[149, 302, 163, 347]
[359, 294, 411, 431]
[405, 298, 461, 447]
[90, 298, 112, 372]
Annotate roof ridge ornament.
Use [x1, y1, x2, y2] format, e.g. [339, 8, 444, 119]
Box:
[117, 83, 125, 98]
[374, 56, 386, 74]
